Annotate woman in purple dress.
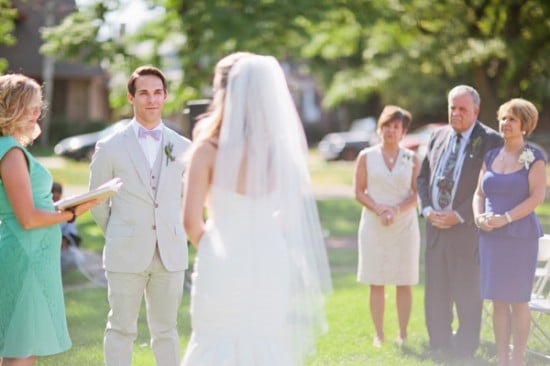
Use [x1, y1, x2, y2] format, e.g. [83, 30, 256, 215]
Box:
[473, 98, 546, 366]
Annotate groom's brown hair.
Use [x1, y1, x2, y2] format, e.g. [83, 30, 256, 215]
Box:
[127, 65, 167, 97]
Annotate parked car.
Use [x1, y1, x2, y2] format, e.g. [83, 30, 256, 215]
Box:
[400, 123, 446, 160]
[54, 119, 129, 161]
[399, 123, 549, 162]
[54, 119, 184, 161]
[318, 117, 377, 161]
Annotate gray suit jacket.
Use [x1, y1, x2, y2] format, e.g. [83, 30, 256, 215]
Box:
[89, 122, 191, 272]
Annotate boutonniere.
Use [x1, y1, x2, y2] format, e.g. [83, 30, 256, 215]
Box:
[518, 146, 535, 169]
[469, 136, 483, 158]
[164, 142, 175, 166]
[401, 151, 413, 165]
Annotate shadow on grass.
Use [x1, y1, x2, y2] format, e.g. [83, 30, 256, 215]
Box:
[399, 341, 494, 365]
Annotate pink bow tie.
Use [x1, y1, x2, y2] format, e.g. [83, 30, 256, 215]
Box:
[138, 127, 161, 141]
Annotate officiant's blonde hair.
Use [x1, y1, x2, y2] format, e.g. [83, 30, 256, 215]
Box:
[193, 52, 254, 140]
[0, 74, 43, 137]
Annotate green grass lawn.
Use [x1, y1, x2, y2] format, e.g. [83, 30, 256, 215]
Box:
[34, 151, 550, 365]
[309, 149, 355, 188]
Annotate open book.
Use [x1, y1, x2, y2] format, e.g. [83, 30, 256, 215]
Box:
[54, 177, 123, 210]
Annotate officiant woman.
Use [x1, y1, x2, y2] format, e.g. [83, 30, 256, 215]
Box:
[0, 73, 99, 366]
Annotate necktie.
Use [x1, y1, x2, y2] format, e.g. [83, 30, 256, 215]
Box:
[138, 126, 161, 141]
[437, 133, 462, 208]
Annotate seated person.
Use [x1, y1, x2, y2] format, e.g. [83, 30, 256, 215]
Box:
[52, 182, 83, 271]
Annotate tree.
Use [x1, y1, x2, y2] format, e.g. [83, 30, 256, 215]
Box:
[300, 0, 550, 127]
[164, 0, 550, 128]
[0, 0, 17, 72]
[41, 0, 550, 130]
[19, 0, 89, 146]
[164, 0, 330, 101]
[40, 1, 123, 65]
[41, 0, 196, 118]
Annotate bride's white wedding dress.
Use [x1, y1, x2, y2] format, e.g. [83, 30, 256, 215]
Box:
[182, 186, 294, 365]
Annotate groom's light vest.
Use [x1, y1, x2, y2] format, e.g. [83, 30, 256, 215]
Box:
[149, 143, 164, 243]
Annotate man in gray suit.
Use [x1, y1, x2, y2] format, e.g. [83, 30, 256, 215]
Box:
[89, 66, 191, 366]
[417, 85, 502, 358]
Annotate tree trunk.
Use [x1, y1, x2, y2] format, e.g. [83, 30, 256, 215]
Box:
[40, 0, 55, 147]
[471, 64, 499, 131]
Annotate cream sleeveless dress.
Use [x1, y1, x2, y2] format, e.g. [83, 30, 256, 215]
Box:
[357, 145, 420, 285]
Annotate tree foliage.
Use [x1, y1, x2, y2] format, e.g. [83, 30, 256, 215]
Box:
[0, 0, 17, 72]
[299, 0, 550, 125]
[164, 0, 330, 100]
[40, 0, 550, 128]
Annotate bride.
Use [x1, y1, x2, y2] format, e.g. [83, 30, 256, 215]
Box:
[181, 53, 332, 365]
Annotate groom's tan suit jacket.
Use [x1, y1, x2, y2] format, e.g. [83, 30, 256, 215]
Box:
[90, 121, 190, 272]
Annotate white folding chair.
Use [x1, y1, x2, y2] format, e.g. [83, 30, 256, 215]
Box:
[533, 234, 550, 299]
[527, 234, 550, 359]
[528, 291, 550, 359]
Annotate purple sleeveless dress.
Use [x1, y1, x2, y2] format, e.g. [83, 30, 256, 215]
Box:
[479, 145, 546, 302]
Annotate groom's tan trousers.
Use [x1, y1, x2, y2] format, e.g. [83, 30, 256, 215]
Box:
[104, 249, 185, 366]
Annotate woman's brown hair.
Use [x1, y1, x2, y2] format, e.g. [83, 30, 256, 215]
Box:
[376, 105, 412, 133]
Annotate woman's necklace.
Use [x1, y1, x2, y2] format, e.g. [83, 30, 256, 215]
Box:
[498, 144, 524, 162]
[381, 147, 399, 163]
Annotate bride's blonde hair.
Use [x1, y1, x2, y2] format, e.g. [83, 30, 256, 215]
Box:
[194, 52, 254, 140]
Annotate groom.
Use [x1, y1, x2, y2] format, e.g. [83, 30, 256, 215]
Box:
[89, 65, 191, 366]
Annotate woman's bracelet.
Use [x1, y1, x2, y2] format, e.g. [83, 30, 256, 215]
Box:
[67, 208, 76, 223]
[474, 215, 484, 228]
[504, 211, 513, 223]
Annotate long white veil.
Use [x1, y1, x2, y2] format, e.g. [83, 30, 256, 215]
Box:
[213, 55, 332, 361]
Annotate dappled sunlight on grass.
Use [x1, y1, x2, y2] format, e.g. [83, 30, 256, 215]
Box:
[308, 149, 355, 188]
[37, 152, 550, 365]
[76, 212, 105, 254]
[317, 198, 361, 237]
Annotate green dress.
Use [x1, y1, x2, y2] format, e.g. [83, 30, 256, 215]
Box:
[0, 136, 71, 357]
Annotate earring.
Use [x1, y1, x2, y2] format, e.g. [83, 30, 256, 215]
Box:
[522, 131, 526, 135]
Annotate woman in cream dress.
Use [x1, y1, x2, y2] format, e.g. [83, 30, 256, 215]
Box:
[354, 105, 420, 347]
